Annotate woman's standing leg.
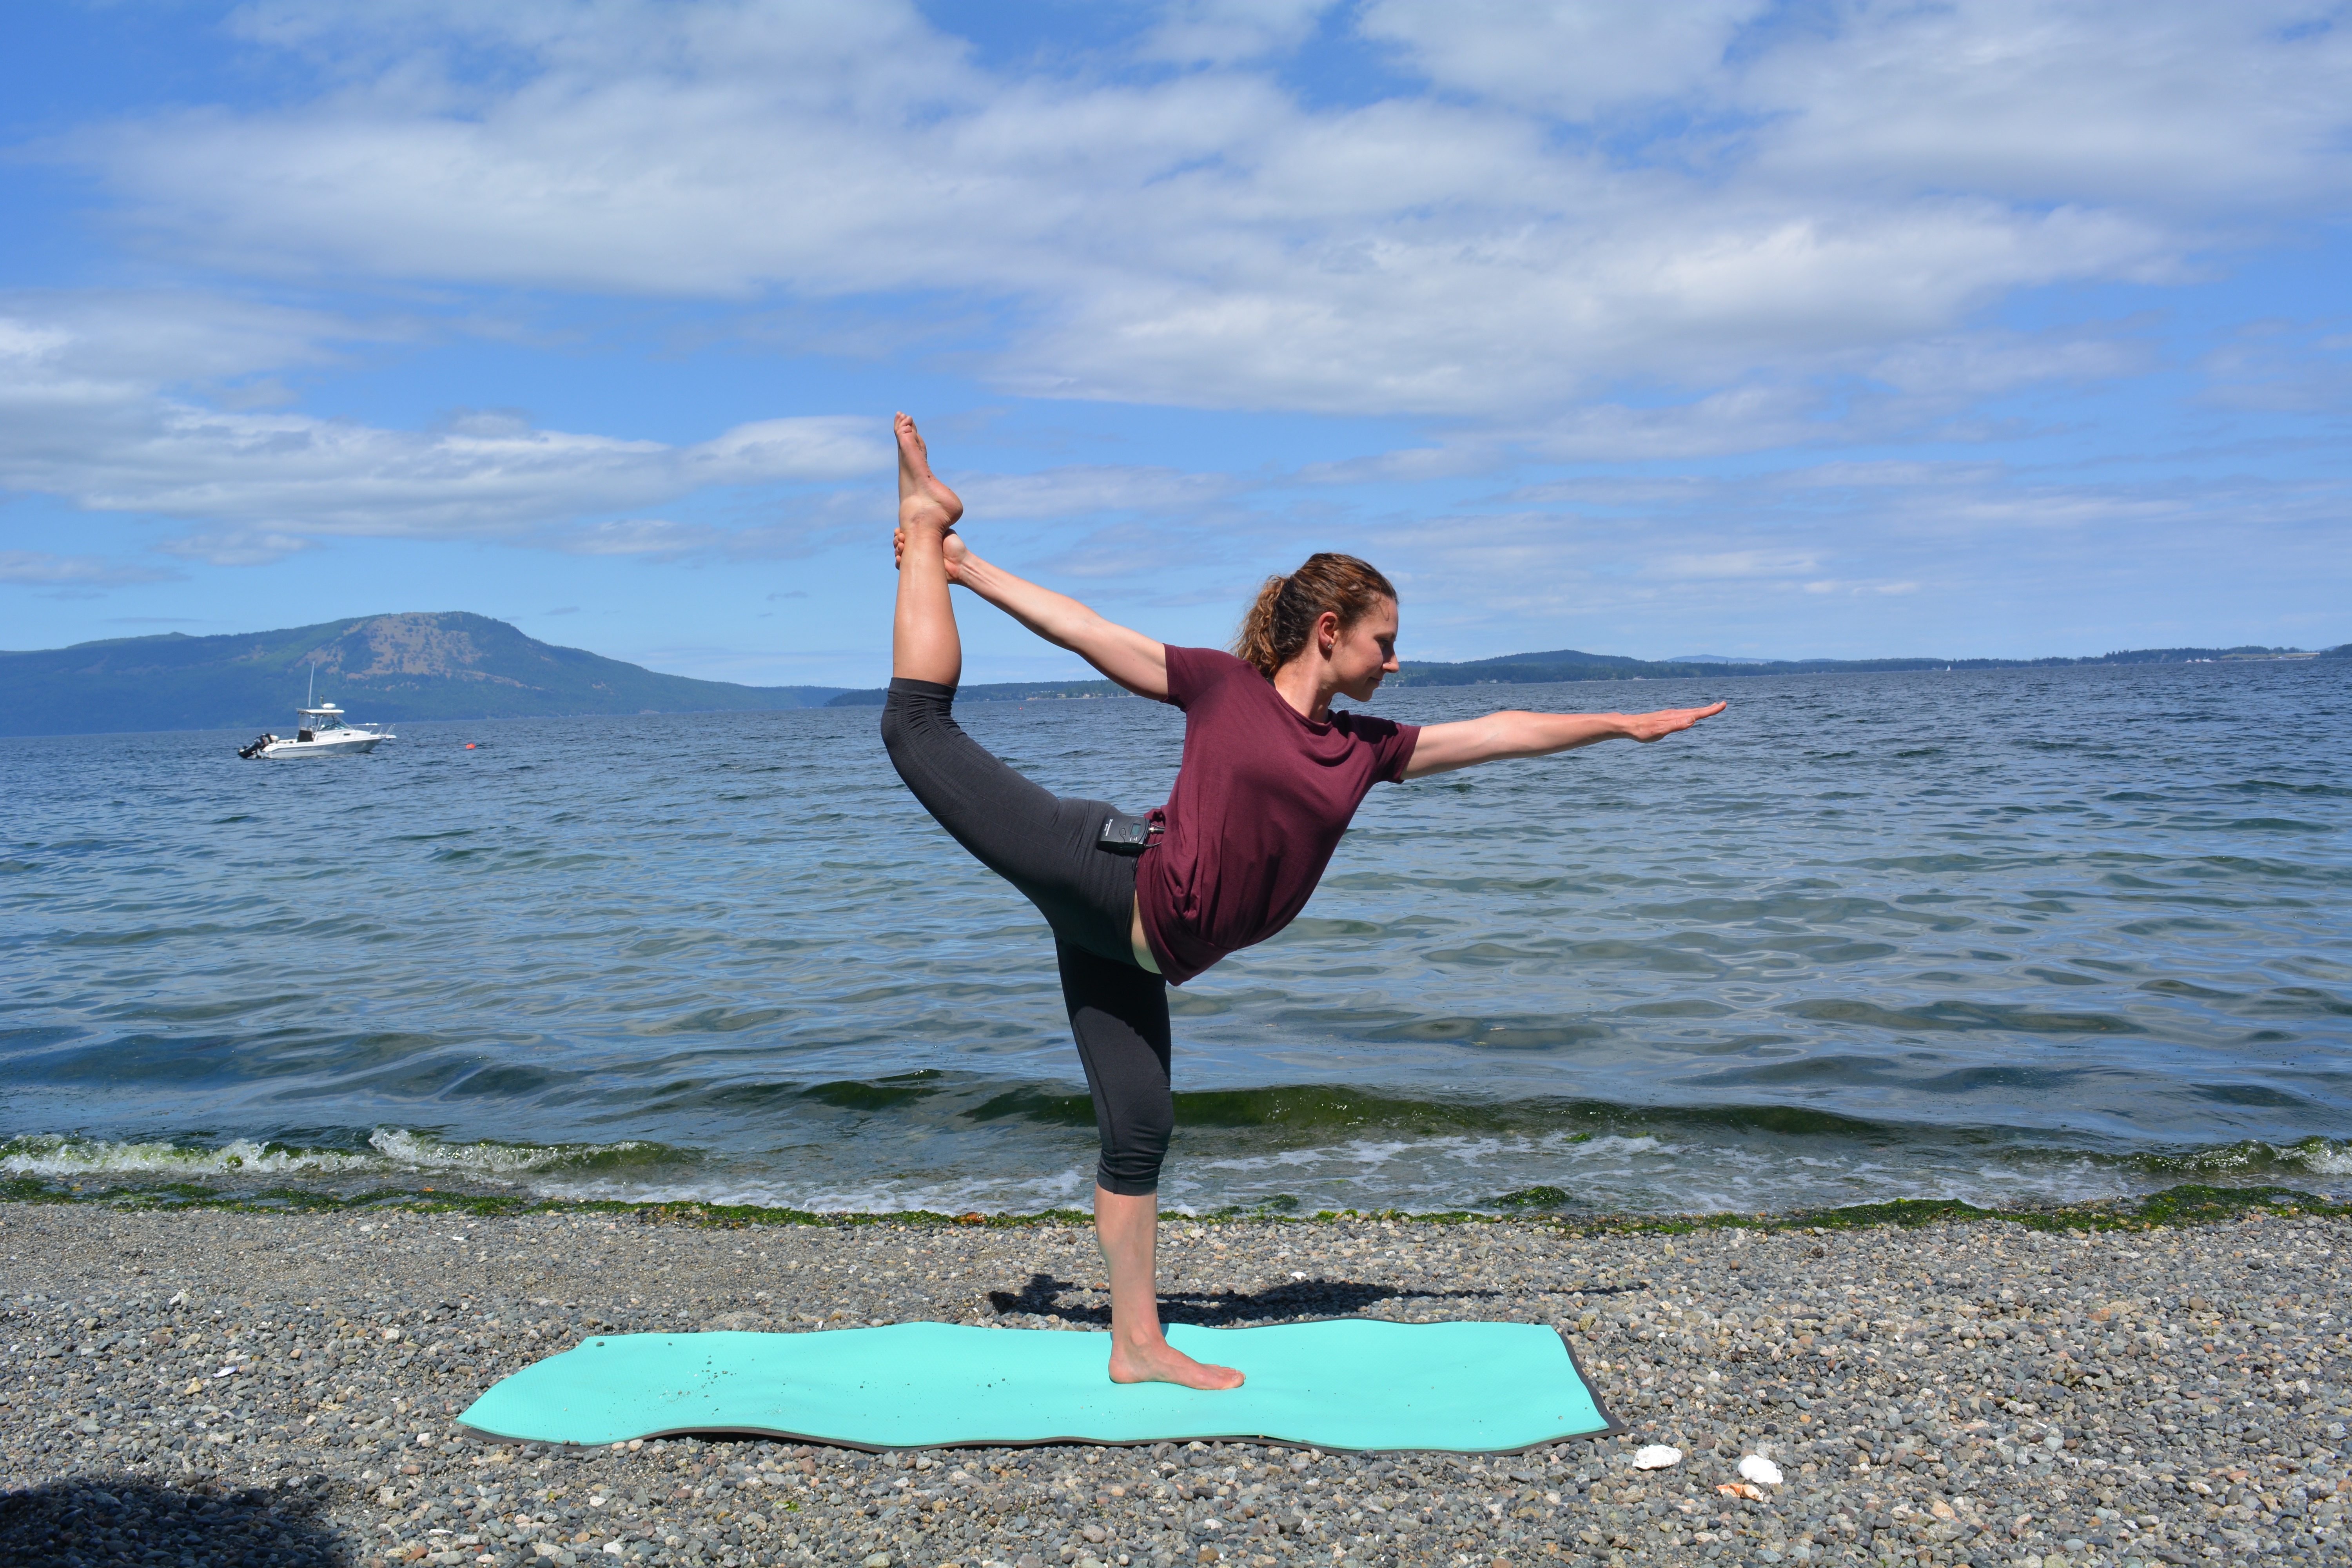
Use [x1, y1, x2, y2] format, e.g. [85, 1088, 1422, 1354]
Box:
[1058, 941, 1244, 1390]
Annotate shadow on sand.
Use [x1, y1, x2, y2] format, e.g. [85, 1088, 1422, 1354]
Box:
[0, 1473, 343, 1568]
[986, 1271, 1502, 1326]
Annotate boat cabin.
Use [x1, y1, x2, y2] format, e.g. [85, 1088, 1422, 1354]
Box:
[296, 703, 343, 742]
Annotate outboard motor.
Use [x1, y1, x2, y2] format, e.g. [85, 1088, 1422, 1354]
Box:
[236, 733, 275, 759]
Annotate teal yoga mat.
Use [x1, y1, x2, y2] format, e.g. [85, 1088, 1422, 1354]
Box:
[457, 1320, 1619, 1454]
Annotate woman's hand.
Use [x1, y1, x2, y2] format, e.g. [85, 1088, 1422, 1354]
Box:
[894, 526, 971, 581]
[1619, 701, 1727, 741]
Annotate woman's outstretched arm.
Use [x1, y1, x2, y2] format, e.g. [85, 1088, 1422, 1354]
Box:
[916, 534, 1171, 700]
[1400, 701, 1726, 779]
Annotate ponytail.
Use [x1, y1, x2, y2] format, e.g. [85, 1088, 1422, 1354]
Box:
[1233, 552, 1397, 679]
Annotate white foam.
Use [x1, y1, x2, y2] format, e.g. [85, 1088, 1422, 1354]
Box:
[1, 1135, 378, 1179]
[13, 1122, 2345, 1218]
[543, 1163, 1100, 1216]
[0, 1127, 659, 1183]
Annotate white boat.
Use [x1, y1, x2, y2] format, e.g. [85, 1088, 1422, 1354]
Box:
[237, 688, 395, 759]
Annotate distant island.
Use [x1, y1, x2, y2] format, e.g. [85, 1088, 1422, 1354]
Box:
[0, 612, 849, 738]
[2, 612, 2344, 737]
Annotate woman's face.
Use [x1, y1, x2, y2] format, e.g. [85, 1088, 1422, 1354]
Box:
[1328, 596, 1401, 702]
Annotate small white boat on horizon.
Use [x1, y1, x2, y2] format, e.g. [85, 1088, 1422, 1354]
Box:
[237, 686, 395, 759]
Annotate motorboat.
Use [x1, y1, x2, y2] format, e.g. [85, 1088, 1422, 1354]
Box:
[237, 695, 394, 759]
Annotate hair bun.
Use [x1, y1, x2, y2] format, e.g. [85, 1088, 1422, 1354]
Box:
[1232, 554, 1396, 679]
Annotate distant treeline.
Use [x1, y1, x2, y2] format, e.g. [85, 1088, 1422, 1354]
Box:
[825, 643, 2349, 704]
[826, 679, 1132, 706]
[1389, 642, 2343, 687]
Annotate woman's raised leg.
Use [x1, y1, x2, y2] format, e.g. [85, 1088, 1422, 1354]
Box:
[892, 412, 964, 686]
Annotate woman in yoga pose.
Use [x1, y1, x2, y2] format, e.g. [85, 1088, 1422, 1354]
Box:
[882, 414, 1723, 1391]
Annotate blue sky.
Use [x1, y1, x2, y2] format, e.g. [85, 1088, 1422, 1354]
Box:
[2, 0, 2347, 684]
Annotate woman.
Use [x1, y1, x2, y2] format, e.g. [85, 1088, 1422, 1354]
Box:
[882, 413, 1723, 1390]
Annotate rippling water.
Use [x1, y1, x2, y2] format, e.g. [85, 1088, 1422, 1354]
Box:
[4, 660, 2348, 1214]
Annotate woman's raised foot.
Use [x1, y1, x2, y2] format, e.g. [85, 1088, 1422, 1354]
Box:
[1108, 1337, 1245, 1391]
[895, 412, 963, 536]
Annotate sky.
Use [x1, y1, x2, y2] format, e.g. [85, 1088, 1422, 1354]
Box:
[1, 0, 2347, 686]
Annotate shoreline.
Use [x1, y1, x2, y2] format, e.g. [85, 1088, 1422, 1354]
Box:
[3, 1171, 2346, 1233]
[2, 1193, 2346, 1567]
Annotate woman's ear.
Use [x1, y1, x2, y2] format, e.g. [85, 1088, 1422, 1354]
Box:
[1316, 609, 1341, 656]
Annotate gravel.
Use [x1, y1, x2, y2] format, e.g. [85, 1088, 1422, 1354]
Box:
[1, 1200, 2346, 1568]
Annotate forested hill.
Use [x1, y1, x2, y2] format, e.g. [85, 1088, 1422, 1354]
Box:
[0, 613, 851, 736]
[1382, 643, 2345, 688]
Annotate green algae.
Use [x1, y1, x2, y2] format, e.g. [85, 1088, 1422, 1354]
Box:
[2, 1171, 2343, 1234]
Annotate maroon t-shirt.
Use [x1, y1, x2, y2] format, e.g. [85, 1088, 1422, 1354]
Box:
[1136, 646, 1420, 985]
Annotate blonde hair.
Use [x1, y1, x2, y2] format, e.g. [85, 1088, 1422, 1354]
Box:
[1233, 553, 1397, 679]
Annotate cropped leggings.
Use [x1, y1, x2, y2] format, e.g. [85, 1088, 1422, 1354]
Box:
[879, 677, 1173, 1196]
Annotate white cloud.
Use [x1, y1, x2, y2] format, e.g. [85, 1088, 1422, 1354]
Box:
[0, 550, 178, 587]
[1802, 579, 1922, 597]
[1646, 548, 1820, 582]
[2198, 319, 2352, 412]
[1741, 4, 2352, 213]
[0, 294, 887, 550]
[958, 465, 1240, 521]
[1142, 0, 1334, 65]
[45, 2, 2348, 424]
[551, 519, 719, 558]
[1312, 451, 2352, 662]
[151, 530, 314, 567]
[1358, 0, 1769, 120]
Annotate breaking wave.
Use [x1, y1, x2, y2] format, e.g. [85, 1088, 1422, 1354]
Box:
[0, 1127, 673, 1183]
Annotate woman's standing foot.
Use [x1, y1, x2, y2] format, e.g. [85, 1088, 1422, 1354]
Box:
[1108, 1337, 1245, 1391]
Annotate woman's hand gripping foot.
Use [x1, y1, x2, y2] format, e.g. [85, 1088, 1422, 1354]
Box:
[893, 524, 970, 579]
[1108, 1337, 1245, 1391]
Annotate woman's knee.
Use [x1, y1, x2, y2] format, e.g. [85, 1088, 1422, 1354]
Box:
[878, 692, 935, 764]
[1095, 1162, 1159, 1198]
[1101, 1062, 1176, 1194]
[1060, 940, 1174, 1196]
[1096, 1131, 1168, 1196]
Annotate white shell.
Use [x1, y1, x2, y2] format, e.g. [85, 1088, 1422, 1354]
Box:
[1738, 1454, 1785, 1485]
[1631, 1445, 1682, 1470]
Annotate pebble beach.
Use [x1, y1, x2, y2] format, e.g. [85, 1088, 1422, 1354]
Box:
[0, 1196, 2345, 1568]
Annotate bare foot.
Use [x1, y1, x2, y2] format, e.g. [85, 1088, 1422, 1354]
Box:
[1108, 1337, 1245, 1391]
[895, 412, 963, 537]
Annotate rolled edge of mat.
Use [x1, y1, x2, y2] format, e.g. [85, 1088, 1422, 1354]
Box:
[455, 1418, 1619, 1456]
[1552, 1325, 1626, 1444]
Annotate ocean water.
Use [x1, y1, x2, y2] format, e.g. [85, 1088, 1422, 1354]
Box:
[3, 660, 2348, 1216]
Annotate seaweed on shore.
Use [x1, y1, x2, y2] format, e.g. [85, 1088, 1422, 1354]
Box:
[2, 1170, 2344, 1233]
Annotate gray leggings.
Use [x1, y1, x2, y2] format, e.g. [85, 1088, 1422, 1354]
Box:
[879, 678, 1173, 1196]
